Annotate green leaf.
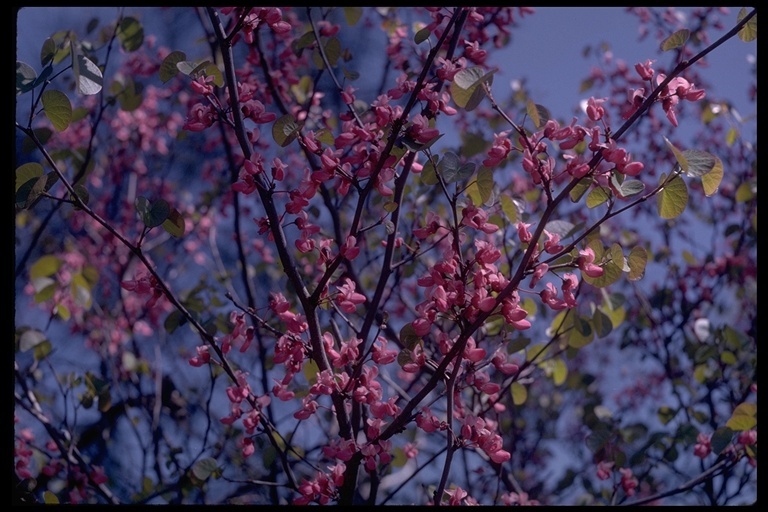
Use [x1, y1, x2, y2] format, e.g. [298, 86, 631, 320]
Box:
[191, 457, 219, 481]
[610, 243, 628, 272]
[40, 38, 57, 66]
[19, 329, 48, 352]
[526, 100, 551, 129]
[720, 351, 737, 365]
[159, 51, 186, 83]
[343, 6, 363, 25]
[42, 90, 73, 131]
[500, 194, 520, 224]
[43, 491, 60, 504]
[737, 8, 757, 42]
[18, 173, 59, 210]
[591, 308, 613, 338]
[660, 28, 690, 51]
[50, 31, 73, 65]
[71, 184, 90, 209]
[450, 66, 494, 111]
[657, 406, 675, 425]
[420, 159, 438, 185]
[586, 186, 611, 208]
[545, 219, 576, 239]
[568, 316, 594, 348]
[476, 166, 494, 205]
[86, 17, 100, 34]
[735, 182, 755, 202]
[272, 114, 300, 147]
[569, 178, 591, 202]
[71, 273, 93, 308]
[164, 310, 184, 333]
[439, 152, 474, 183]
[586, 424, 611, 453]
[619, 179, 645, 198]
[627, 246, 647, 281]
[16, 61, 37, 95]
[70, 41, 103, 95]
[399, 323, 422, 350]
[202, 63, 223, 87]
[663, 136, 688, 174]
[29, 254, 61, 279]
[112, 76, 143, 111]
[293, 31, 316, 53]
[725, 402, 756, 431]
[657, 173, 688, 219]
[323, 37, 342, 67]
[681, 149, 715, 177]
[31, 337, 52, 360]
[117, 16, 144, 52]
[701, 156, 723, 197]
[506, 336, 530, 355]
[15, 162, 44, 192]
[177, 60, 209, 77]
[710, 427, 734, 455]
[33, 280, 56, 303]
[511, 382, 527, 405]
[552, 358, 567, 386]
[135, 197, 170, 228]
[465, 181, 482, 207]
[460, 132, 489, 158]
[414, 26, 431, 44]
[342, 66, 360, 81]
[162, 208, 186, 238]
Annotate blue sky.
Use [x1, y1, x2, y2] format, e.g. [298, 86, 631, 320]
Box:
[16, 7, 756, 119]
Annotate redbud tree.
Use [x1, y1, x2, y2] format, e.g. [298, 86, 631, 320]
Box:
[14, 7, 756, 506]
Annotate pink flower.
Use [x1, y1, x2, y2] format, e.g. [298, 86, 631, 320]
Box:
[335, 278, 366, 313]
[482, 131, 512, 167]
[241, 437, 255, 458]
[340, 235, 360, 260]
[189, 345, 211, 367]
[516, 221, 533, 243]
[694, 432, 711, 459]
[596, 460, 614, 480]
[408, 114, 440, 143]
[461, 204, 499, 233]
[577, 247, 604, 277]
[619, 467, 639, 496]
[737, 429, 757, 446]
[635, 59, 655, 80]
[183, 103, 215, 132]
[445, 486, 468, 506]
[586, 97, 607, 122]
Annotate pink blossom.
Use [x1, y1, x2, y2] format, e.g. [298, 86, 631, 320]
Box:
[597, 460, 614, 480]
[294, 397, 318, 420]
[482, 131, 512, 167]
[577, 247, 604, 278]
[619, 467, 639, 496]
[516, 221, 533, 243]
[409, 114, 440, 143]
[445, 486, 468, 505]
[694, 432, 711, 459]
[183, 103, 215, 132]
[635, 59, 655, 80]
[189, 345, 211, 367]
[335, 278, 366, 313]
[737, 429, 757, 446]
[502, 491, 540, 505]
[586, 97, 607, 122]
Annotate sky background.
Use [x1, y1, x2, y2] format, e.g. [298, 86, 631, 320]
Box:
[16, 6, 756, 123]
